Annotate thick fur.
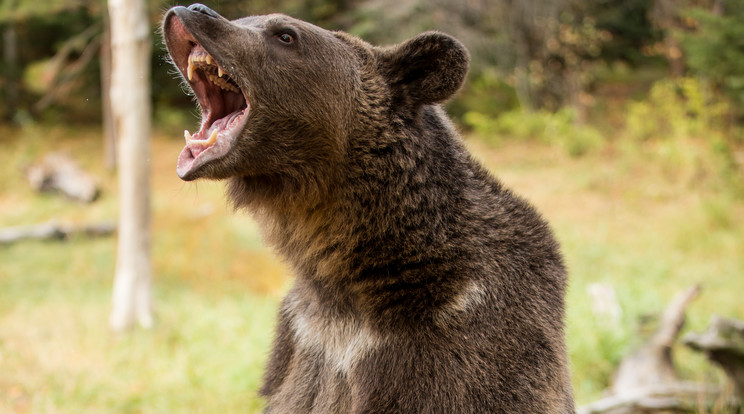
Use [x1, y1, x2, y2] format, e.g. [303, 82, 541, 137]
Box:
[164, 4, 574, 413]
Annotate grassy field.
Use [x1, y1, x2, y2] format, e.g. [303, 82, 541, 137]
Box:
[1, 123, 742, 412]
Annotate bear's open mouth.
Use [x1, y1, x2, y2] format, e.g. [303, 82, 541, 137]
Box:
[166, 15, 250, 179]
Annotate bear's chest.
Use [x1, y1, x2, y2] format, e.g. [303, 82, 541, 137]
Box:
[264, 291, 383, 413]
[285, 291, 381, 375]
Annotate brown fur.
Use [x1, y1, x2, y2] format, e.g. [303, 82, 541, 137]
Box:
[163, 4, 574, 413]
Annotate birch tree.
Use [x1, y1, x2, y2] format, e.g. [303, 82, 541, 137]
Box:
[108, 0, 153, 331]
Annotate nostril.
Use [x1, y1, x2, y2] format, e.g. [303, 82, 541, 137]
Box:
[188, 3, 219, 19]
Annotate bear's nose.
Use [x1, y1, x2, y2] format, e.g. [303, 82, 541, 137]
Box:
[188, 3, 220, 19]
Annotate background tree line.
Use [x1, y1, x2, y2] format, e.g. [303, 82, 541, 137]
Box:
[1, 0, 743, 141]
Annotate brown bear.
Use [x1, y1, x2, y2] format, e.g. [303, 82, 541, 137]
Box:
[163, 4, 574, 413]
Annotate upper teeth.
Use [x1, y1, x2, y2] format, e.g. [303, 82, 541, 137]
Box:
[187, 51, 228, 82]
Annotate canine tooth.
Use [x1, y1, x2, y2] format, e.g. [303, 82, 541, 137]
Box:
[206, 129, 218, 146]
[218, 66, 224, 77]
[187, 59, 195, 81]
[184, 130, 192, 143]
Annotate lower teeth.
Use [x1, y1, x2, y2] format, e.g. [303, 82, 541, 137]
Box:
[184, 129, 218, 147]
[207, 74, 239, 93]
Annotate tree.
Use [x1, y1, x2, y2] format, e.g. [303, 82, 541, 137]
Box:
[108, 0, 153, 332]
[650, 0, 686, 77]
[3, 22, 18, 122]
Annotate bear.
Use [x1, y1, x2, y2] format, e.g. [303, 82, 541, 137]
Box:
[163, 4, 575, 413]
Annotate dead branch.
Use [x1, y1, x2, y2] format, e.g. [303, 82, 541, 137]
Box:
[684, 315, 744, 398]
[30, 24, 102, 113]
[577, 382, 725, 414]
[581, 286, 744, 413]
[610, 285, 701, 396]
[0, 221, 116, 245]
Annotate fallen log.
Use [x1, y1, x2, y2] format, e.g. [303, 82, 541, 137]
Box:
[0, 221, 116, 245]
[579, 285, 743, 413]
[610, 285, 701, 396]
[684, 315, 744, 399]
[577, 382, 725, 414]
[25, 152, 100, 203]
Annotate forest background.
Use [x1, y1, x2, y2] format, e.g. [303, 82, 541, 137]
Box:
[1, 0, 743, 412]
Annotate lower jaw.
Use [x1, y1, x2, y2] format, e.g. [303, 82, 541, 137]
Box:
[176, 106, 250, 179]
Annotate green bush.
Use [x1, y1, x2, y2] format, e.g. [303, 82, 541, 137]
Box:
[623, 77, 744, 197]
[625, 77, 729, 142]
[464, 107, 604, 157]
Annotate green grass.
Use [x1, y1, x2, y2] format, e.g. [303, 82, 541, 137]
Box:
[0, 241, 275, 412]
[1, 123, 743, 412]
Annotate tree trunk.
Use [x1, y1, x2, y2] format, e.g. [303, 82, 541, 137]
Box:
[3, 23, 19, 122]
[108, 0, 154, 332]
[101, 9, 117, 170]
[509, 2, 534, 112]
[651, 0, 685, 77]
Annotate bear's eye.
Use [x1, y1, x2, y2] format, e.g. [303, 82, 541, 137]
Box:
[277, 33, 294, 44]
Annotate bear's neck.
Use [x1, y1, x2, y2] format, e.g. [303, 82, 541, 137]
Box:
[230, 105, 484, 308]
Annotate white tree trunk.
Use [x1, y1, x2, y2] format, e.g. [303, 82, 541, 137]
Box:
[108, 0, 154, 331]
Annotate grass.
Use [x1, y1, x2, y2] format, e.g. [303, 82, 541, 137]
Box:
[1, 122, 743, 412]
[0, 124, 286, 413]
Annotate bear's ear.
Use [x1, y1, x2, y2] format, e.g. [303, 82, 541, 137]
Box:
[378, 31, 469, 107]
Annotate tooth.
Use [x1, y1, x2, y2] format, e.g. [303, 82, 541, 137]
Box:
[206, 129, 218, 146]
[205, 74, 236, 93]
[208, 74, 220, 86]
[184, 130, 192, 143]
[187, 58, 195, 81]
[206, 55, 212, 65]
[218, 66, 224, 77]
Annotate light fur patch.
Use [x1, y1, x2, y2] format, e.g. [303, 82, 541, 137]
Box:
[436, 279, 486, 325]
[286, 292, 380, 375]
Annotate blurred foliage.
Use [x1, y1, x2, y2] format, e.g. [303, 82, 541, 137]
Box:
[0, 0, 741, 177]
[464, 107, 604, 157]
[0, 0, 95, 22]
[584, 0, 660, 65]
[626, 77, 730, 142]
[679, 0, 744, 116]
[625, 76, 744, 196]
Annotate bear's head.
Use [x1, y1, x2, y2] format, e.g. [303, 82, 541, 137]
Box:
[163, 4, 469, 183]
